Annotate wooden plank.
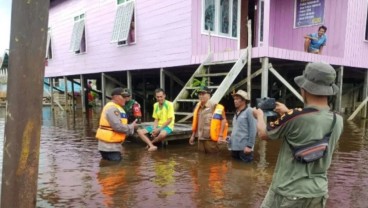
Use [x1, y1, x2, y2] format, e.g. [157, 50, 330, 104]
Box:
[269, 67, 303, 102]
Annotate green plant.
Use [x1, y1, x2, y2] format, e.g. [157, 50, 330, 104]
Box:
[190, 77, 212, 98]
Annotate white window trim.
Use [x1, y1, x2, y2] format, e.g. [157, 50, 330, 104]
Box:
[72, 12, 87, 55]
[46, 28, 53, 60]
[114, 0, 136, 47]
[201, 0, 240, 39]
[257, 0, 264, 46]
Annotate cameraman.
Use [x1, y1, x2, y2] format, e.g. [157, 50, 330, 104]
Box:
[253, 62, 343, 208]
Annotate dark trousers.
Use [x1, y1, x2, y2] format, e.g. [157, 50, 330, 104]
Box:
[231, 151, 253, 163]
[99, 151, 122, 161]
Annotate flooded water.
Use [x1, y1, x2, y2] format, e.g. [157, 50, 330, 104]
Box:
[0, 107, 368, 208]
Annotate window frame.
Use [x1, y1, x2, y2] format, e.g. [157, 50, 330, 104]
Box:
[46, 28, 53, 60]
[201, 0, 240, 39]
[115, 0, 136, 47]
[71, 12, 87, 54]
[365, 6, 368, 42]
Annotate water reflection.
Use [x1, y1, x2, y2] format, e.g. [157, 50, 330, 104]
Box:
[0, 107, 367, 207]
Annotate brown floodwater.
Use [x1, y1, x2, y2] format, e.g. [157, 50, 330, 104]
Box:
[0, 107, 368, 208]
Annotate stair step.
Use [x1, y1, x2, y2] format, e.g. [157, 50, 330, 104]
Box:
[176, 99, 198, 102]
[185, 85, 219, 90]
[204, 60, 236, 66]
[194, 73, 228, 77]
[175, 112, 193, 116]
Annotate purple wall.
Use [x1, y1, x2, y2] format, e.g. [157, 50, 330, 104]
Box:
[268, 0, 348, 58]
[46, 0, 193, 77]
[343, 0, 368, 67]
[191, 0, 239, 63]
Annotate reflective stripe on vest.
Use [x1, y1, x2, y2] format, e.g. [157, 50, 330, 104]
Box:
[96, 102, 128, 143]
[192, 103, 228, 141]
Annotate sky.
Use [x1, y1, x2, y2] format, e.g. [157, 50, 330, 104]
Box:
[0, 0, 11, 54]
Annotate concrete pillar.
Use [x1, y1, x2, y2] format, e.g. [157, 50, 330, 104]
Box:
[50, 78, 54, 111]
[64, 76, 69, 111]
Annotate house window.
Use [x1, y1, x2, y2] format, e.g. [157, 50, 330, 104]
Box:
[202, 0, 239, 38]
[111, 0, 135, 46]
[46, 28, 52, 59]
[70, 13, 86, 54]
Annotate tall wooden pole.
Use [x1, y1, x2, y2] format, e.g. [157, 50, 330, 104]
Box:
[1, 1, 49, 207]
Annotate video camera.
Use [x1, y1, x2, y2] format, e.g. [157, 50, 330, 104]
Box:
[256, 97, 278, 120]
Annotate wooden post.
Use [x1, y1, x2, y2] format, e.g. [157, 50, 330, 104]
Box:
[261, 57, 269, 98]
[1, 0, 49, 207]
[50, 78, 54, 111]
[247, 19, 252, 100]
[71, 78, 75, 111]
[64, 76, 68, 111]
[335, 66, 344, 113]
[80, 74, 86, 113]
[362, 69, 368, 118]
[127, 71, 132, 90]
[101, 73, 106, 106]
[160, 68, 165, 90]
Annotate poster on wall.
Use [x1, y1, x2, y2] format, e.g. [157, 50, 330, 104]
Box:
[294, 0, 325, 28]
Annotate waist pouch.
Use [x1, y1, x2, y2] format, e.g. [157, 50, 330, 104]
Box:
[287, 113, 336, 163]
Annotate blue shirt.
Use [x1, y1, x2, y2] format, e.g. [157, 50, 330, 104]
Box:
[229, 106, 257, 151]
[309, 33, 327, 51]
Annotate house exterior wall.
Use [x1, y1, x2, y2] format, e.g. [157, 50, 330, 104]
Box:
[190, 0, 239, 63]
[343, 0, 368, 67]
[46, 0, 193, 77]
[268, 0, 348, 58]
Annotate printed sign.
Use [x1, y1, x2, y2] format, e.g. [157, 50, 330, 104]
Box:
[294, 0, 325, 28]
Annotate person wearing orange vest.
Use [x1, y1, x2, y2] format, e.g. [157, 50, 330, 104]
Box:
[189, 86, 227, 153]
[228, 90, 257, 162]
[96, 87, 137, 161]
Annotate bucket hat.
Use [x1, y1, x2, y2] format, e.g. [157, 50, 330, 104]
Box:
[294, 62, 338, 96]
[232, 90, 250, 101]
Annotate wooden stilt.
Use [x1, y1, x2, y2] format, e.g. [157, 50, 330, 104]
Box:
[50, 78, 54, 111]
[362, 69, 368, 118]
[80, 74, 86, 113]
[64, 76, 69, 111]
[247, 19, 252, 100]
[101, 73, 106, 106]
[127, 71, 132, 90]
[71, 78, 75, 112]
[335, 66, 344, 113]
[261, 57, 269, 98]
[160, 68, 165, 90]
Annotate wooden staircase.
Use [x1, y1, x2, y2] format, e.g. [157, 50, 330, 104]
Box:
[173, 49, 249, 123]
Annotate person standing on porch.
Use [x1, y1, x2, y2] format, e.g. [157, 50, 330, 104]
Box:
[189, 86, 228, 153]
[137, 88, 175, 151]
[228, 90, 257, 162]
[253, 62, 343, 208]
[304, 25, 327, 54]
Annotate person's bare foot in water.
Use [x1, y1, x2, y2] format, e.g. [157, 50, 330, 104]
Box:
[147, 146, 158, 151]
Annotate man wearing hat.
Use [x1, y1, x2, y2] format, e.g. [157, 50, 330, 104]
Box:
[228, 90, 257, 162]
[95, 87, 137, 161]
[253, 62, 343, 208]
[121, 88, 142, 123]
[189, 86, 227, 153]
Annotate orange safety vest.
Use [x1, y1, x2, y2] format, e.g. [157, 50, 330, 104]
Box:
[192, 103, 228, 141]
[96, 102, 128, 143]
